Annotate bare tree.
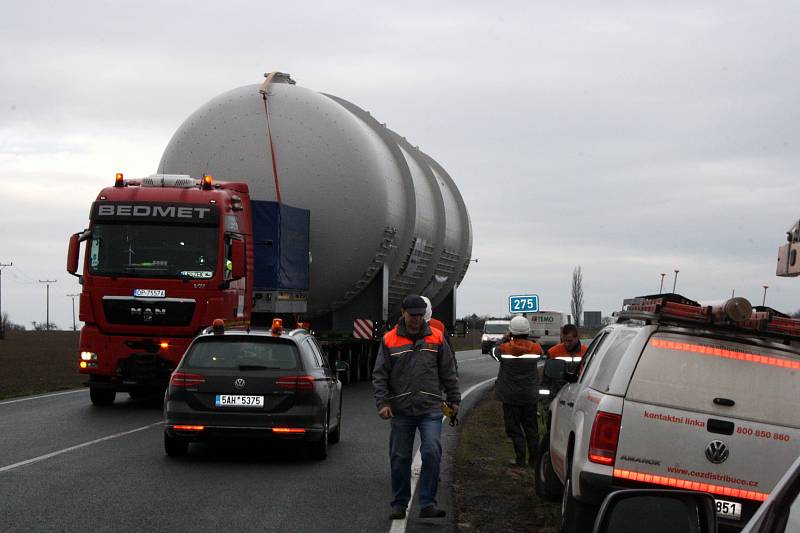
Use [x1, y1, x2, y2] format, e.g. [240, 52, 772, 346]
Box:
[571, 266, 584, 328]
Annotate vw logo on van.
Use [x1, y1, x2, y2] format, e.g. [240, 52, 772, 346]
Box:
[705, 440, 729, 464]
[234, 378, 246, 390]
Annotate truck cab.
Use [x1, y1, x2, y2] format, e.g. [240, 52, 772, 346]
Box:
[67, 174, 251, 405]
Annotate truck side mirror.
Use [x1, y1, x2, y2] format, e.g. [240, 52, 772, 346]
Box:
[67, 233, 80, 275]
[593, 489, 717, 533]
[230, 239, 246, 280]
[453, 320, 468, 337]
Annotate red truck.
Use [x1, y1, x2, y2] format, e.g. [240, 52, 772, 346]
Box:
[67, 174, 252, 405]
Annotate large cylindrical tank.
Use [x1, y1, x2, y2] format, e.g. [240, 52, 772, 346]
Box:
[159, 73, 472, 317]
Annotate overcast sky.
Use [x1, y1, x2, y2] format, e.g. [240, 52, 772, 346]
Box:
[2, 1, 799, 329]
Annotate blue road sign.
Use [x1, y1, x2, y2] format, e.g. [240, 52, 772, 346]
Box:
[509, 294, 539, 314]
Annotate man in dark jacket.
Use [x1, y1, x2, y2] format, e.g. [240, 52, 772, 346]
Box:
[491, 315, 543, 467]
[373, 294, 461, 521]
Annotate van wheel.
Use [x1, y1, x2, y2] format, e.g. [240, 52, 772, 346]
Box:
[535, 435, 562, 501]
[164, 433, 188, 457]
[559, 459, 596, 533]
[90, 387, 116, 406]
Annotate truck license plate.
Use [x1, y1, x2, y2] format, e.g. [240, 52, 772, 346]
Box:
[215, 395, 264, 408]
[715, 499, 742, 520]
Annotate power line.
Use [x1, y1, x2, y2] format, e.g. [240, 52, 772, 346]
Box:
[66, 293, 80, 331]
[38, 279, 57, 331]
[0, 262, 11, 339]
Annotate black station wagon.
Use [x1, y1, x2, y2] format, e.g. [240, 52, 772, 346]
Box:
[163, 320, 346, 459]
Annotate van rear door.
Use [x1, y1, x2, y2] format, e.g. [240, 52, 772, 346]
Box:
[615, 331, 800, 523]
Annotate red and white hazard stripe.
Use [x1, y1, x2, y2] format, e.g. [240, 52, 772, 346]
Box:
[353, 319, 374, 340]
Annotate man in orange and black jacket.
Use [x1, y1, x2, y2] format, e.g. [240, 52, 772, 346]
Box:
[491, 315, 543, 467]
[373, 294, 461, 521]
[547, 324, 588, 360]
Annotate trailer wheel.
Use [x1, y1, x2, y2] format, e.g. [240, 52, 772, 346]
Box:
[90, 387, 116, 406]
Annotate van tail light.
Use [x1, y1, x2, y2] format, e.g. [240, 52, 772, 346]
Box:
[276, 375, 315, 391]
[170, 372, 206, 388]
[588, 411, 622, 465]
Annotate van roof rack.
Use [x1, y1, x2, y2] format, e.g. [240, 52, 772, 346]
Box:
[615, 293, 800, 342]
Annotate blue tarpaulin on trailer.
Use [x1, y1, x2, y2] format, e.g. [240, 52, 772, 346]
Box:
[251, 200, 310, 291]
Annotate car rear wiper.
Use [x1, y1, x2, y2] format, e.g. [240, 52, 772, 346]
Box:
[237, 365, 280, 370]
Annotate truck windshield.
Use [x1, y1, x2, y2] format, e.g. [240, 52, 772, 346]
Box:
[88, 223, 219, 279]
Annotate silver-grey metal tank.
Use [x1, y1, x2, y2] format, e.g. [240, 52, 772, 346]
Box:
[159, 73, 472, 317]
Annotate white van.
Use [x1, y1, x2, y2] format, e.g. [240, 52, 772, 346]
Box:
[526, 311, 568, 352]
[481, 319, 510, 354]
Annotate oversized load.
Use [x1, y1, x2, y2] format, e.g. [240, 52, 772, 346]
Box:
[159, 72, 472, 327]
[67, 73, 473, 404]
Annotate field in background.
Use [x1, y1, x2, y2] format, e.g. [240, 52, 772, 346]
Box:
[0, 331, 83, 399]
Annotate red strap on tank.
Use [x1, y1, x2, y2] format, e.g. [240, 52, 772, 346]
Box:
[259, 73, 283, 204]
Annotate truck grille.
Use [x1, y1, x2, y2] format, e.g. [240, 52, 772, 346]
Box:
[102, 297, 196, 327]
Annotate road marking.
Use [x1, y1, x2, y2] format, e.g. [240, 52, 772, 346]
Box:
[389, 377, 496, 533]
[458, 356, 490, 363]
[0, 421, 163, 474]
[0, 388, 85, 406]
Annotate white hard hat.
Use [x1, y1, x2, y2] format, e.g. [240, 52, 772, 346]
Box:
[421, 296, 433, 321]
[509, 316, 531, 335]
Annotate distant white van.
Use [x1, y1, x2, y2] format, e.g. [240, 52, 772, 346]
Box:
[525, 311, 568, 352]
[481, 319, 510, 354]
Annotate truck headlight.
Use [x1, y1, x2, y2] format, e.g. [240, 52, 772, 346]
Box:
[80, 351, 98, 361]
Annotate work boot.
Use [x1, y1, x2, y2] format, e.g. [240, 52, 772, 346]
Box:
[389, 507, 406, 520]
[419, 506, 447, 518]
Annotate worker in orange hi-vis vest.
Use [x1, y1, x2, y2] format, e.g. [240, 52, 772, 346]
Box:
[547, 324, 588, 359]
[490, 316, 543, 467]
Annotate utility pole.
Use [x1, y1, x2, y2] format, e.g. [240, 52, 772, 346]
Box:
[39, 279, 57, 331]
[659, 273, 666, 294]
[0, 262, 11, 339]
[672, 270, 680, 293]
[762, 285, 769, 306]
[66, 293, 80, 331]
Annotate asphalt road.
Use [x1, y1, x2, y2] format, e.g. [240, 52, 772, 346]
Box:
[0, 349, 499, 533]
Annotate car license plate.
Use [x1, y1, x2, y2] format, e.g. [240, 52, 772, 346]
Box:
[715, 498, 742, 520]
[215, 395, 264, 408]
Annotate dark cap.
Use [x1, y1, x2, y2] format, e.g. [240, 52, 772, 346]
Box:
[402, 294, 427, 315]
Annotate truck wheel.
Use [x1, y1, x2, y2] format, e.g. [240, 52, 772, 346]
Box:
[559, 459, 596, 533]
[164, 433, 188, 457]
[89, 387, 116, 406]
[535, 435, 562, 501]
[310, 411, 329, 460]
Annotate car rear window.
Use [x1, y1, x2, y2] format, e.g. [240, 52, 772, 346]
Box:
[183, 337, 300, 370]
[627, 332, 800, 428]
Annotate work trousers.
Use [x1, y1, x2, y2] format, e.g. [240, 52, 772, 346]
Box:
[502, 402, 538, 464]
[389, 412, 443, 510]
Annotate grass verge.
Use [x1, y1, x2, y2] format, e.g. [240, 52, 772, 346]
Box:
[454, 388, 560, 532]
[0, 331, 83, 400]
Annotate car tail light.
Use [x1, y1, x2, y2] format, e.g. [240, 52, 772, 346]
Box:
[272, 427, 306, 434]
[172, 425, 205, 431]
[170, 372, 206, 388]
[275, 375, 314, 391]
[588, 411, 621, 465]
